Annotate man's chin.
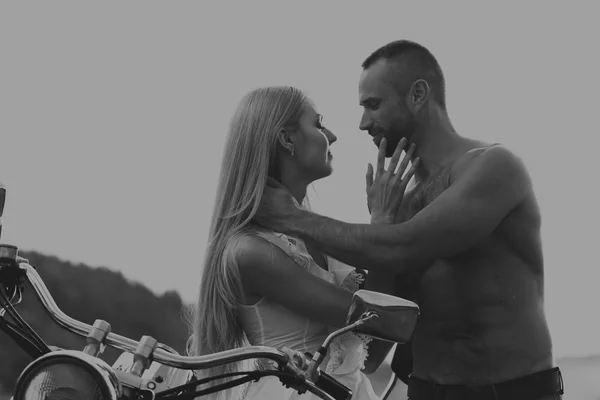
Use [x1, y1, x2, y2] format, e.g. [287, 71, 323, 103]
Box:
[386, 135, 411, 157]
[385, 147, 398, 158]
[372, 142, 397, 158]
[385, 141, 402, 157]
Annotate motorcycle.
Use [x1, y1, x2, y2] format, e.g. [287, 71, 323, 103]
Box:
[0, 185, 420, 400]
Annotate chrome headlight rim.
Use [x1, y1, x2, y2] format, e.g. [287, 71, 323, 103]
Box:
[13, 350, 121, 400]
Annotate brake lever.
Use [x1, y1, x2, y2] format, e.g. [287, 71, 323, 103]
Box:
[278, 348, 350, 400]
[304, 379, 337, 400]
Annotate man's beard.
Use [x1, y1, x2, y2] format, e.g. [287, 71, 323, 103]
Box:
[385, 117, 418, 157]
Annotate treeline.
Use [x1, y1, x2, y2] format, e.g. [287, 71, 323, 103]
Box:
[0, 251, 192, 392]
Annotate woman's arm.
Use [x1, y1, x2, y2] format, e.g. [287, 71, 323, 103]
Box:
[235, 235, 353, 328]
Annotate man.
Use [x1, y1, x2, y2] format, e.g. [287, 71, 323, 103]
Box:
[255, 40, 563, 400]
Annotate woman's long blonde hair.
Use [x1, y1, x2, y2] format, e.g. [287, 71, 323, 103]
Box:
[186, 86, 308, 399]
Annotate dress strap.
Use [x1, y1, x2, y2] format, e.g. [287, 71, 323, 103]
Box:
[251, 230, 312, 270]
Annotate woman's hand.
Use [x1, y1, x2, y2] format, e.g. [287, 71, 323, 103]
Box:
[366, 137, 419, 224]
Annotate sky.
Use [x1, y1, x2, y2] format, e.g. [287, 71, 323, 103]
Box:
[1, 2, 598, 359]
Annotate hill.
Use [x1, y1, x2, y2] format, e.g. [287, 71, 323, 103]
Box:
[0, 251, 191, 393]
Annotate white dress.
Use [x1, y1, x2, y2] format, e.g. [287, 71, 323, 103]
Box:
[238, 230, 379, 400]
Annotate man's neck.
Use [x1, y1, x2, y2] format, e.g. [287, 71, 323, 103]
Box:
[411, 108, 463, 181]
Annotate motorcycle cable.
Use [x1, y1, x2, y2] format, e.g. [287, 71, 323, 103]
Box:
[0, 317, 47, 358]
[156, 370, 301, 400]
[0, 286, 41, 339]
[0, 291, 49, 356]
[0, 285, 51, 356]
[0, 258, 51, 353]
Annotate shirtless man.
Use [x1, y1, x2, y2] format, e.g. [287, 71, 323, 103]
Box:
[255, 40, 563, 400]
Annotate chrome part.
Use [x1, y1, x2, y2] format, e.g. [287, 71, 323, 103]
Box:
[111, 350, 138, 395]
[83, 320, 111, 357]
[13, 350, 122, 400]
[0, 244, 18, 265]
[157, 342, 180, 355]
[20, 262, 288, 369]
[131, 336, 158, 377]
[346, 289, 419, 343]
[281, 347, 308, 371]
[324, 311, 377, 349]
[112, 352, 194, 394]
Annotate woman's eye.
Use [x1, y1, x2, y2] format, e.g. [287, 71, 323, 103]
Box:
[317, 116, 325, 129]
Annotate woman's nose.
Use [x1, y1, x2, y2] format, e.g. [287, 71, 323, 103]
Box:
[325, 128, 337, 145]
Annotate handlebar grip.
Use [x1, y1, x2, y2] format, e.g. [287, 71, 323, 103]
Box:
[314, 370, 352, 400]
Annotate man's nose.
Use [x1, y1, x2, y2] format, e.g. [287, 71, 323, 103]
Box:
[359, 112, 371, 132]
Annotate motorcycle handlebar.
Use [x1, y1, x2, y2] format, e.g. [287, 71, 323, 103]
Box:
[20, 263, 289, 369]
[7, 262, 345, 400]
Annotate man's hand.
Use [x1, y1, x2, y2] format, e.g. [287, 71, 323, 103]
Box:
[254, 177, 301, 233]
[366, 138, 419, 224]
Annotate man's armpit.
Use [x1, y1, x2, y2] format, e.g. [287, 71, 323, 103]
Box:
[365, 270, 397, 295]
[393, 273, 421, 301]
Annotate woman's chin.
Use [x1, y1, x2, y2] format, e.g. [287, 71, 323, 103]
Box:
[305, 163, 334, 183]
[321, 164, 334, 179]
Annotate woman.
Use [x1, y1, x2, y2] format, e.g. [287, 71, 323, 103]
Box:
[187, 86, 412, 400]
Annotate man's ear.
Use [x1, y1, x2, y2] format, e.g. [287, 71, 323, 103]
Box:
[408, 79, 429, 112]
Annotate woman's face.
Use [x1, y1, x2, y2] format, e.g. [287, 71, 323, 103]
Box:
[291, 103, 338, 182]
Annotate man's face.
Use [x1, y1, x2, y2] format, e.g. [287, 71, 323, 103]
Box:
[358, 59, 417, 157]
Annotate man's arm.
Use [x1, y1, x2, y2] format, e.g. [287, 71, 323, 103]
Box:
[287, 146, 532, 273]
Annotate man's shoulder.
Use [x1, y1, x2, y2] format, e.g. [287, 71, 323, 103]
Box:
[450, 143, 528, 184]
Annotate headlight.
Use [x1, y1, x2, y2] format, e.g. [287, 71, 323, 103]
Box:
[13, 350, 121, 400]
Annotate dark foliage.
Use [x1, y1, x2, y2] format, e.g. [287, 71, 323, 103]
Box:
[0, 251, 191, 393]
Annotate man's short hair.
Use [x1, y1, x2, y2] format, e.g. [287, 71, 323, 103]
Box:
[362, 40, 446, 109]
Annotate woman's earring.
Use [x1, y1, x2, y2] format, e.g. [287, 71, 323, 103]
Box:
[291, 147, 295, 156]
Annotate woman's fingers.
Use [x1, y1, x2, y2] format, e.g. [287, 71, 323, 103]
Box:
[375, 137, 418, 183]
[401, 157, 420, 185]
[366, 163, 374, 191]
[395, 142, 416, 178]
[376, 138, 387, 177]
[387, 138, 407, 177]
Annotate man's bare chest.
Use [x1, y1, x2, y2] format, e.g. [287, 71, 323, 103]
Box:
[396, 166, 452, 223]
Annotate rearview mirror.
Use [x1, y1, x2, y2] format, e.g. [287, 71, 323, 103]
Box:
[346, 290, 419, 343]
[305, 289, 420, 381]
